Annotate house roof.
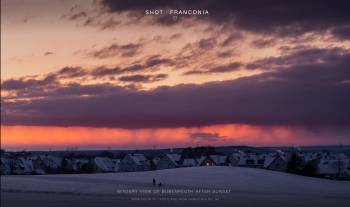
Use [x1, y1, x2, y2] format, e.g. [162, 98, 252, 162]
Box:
[318, 157, 350, 174]
[166, 154, 181, 165]
[263, 156, 277, 168]
[94, 157, 116, 172]
[111, 159, 121, 165]
[230, 151, 246, 164]
[232, 150, 245, 155]
[129, 153, 148, 165]
[275, 150, 285, 155]
[197, 156, 207, 165]
[198, 155, 227, 165]
[0, 157, 7, 164]
[39, 155, 62, 168]
[17, 157, 34, 172]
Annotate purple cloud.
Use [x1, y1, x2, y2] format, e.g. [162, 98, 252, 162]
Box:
[2, 48, 349, 129]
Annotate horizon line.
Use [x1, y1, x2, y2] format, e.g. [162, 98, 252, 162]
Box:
[2, 143, 349, 152]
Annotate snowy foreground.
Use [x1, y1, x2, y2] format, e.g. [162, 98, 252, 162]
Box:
[2, 166, 350, 207]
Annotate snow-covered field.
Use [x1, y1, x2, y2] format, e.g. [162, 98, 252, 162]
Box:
[2, 166, 350, 207]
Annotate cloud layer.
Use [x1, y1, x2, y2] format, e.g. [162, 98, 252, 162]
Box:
[100, 0, 350, 39]
[2, 48, 349, 129]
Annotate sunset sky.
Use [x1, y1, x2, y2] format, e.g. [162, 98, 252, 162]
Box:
[1, 0, 350, 150]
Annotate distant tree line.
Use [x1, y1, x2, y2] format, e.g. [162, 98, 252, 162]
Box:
[180, 146, 221, 159]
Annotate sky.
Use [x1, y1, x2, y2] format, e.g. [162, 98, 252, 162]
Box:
[1, 0, 350, 150]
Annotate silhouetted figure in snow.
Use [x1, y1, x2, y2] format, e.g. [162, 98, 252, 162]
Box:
[152, 178, 156, 186]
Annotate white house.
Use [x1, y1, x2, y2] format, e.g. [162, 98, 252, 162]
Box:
[182, 158, 197, 167]
[197, 155, 228, 166]
[229, 151, 287, 171]
[229, 152, 264, 167]
[93, 157, 118, 172]
[62, 158, 89, 172]
[346, 160, 350, 175]
[156, 154, 181, 170]
[0, 156, 11, 175]
[39, 155, 63, 170]
[111, 159, 121, 171]
[13, 157, 35, 174]
[228, 150, 246, 166]
[317, 156, 349, 177]
[299, 152, 321, 163]
[263, 155, 288, 171]
[119, 153, 151, 172]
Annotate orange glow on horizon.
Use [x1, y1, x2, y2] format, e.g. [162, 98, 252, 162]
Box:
[0, 124, 327, 150]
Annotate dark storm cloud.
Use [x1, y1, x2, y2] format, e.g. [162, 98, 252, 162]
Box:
[43, 52, 54, 56]
[170, 33, 182, 40]
[17, 83, 124, 99]
[44, 83, 127, 97]
[118, 74, 168, 83]
[144, 56, 174, 68]
[209, 62, 241, 73]
[64, 11, 88, 21]
[99, 0, 350, 39]
[56, 67, 87, 78]
[119, 56, 174, 73]
[1, 75, 57, 91]
[190, 133, 226, 142]
[2, 47, 349, 129]
[220, 33, 243, 47]
[90, 56, 174, 77]
[247, 47, 348, 70]
[122, 64, 144, 73]
[184, 62, 242, 75]
[90, 43, 142, 59]
[198, 38, 216, 50]
[252, 38, 276, 49]
[216, 50, 235, 58]
[2, 56, 173, 95]
[83, 16, 121, 30]
[332, 26, 350, 41]
[62, 5, 121, 30]
[91, 67, 123, 77]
